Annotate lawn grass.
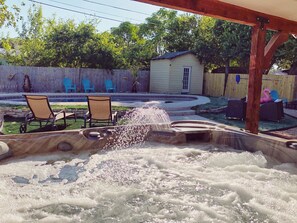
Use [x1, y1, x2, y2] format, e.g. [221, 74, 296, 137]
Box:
[3, 117, 82, 134]
[1, 104, 130, 134]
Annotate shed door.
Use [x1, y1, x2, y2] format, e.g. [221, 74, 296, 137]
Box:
[182, 67, 191, 93]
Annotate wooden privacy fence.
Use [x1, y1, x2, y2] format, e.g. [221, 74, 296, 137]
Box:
[0, 65, 150, 93]
[204, 73, 297, 101]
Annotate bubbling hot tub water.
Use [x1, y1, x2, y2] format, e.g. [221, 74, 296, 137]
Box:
[0, 107, 297, 222]
[1, 143, 297, 222]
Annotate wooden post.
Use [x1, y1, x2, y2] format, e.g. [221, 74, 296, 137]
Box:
[245, 23, 267, 134]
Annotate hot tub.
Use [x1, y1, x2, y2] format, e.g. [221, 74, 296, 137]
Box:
[0, 113, 296, 222]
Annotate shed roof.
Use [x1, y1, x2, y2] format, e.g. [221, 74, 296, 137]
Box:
[152, 51, 193, 60]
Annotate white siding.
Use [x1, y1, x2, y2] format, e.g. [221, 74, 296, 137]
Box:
[150, 59, 170, 93]
[169, 54, 204, 94]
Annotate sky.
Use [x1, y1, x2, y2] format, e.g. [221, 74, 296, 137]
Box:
[3, 0, 166, 37]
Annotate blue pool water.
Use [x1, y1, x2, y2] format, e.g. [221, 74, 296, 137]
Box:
[8, 96, 195, 103]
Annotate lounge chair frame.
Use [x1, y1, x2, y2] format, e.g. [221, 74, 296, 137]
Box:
[83, 96, 117, 128]
[20, 95, 76, 133]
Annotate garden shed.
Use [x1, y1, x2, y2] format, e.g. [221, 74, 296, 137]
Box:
[150, 51, 204, 94]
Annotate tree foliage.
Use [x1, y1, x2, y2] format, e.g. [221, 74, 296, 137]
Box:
[111, 21, 155, 69]
[193, 17, 218, 71]
[2, 6, 45, 66]
[0, 0, 21, 28]
[194, 17, 251, 72]
[213, 20, 251, 72]
[2, 6, 297, 72]
[140, 9, 177, 55]
[164, 14, 200, 52]
[274, 35, 297, 70]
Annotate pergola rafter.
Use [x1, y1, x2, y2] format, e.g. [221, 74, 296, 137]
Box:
[135, 0, 297, 34]
[264, 32, 289, 71]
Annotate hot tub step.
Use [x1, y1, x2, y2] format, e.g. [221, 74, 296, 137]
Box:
[163, 106, 193, 111]
[167, 109, 196, 116]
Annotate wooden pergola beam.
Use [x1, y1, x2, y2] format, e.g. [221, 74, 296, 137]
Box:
[135, 0, 297, 34]
[264, 32, 289, 71]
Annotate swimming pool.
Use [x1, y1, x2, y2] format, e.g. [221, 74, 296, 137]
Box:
[0, 93, 210, 108]
[8, 95, 193, 103]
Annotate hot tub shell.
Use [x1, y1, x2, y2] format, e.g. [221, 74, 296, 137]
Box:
[0, 120, 296, 164]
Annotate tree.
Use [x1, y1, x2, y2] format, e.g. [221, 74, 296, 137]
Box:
[42, 19, 121, 69]
[140, 8, 177, 55]
[17, 5, 44, 39]
[212, 20, 251, 74]
[164, 14, 200, 52]
[193, 17, 219, 71]
[0, 0, 21, 28]
[112, 21, 155, 69]
[43, 20, 95, 67]
[111, 22, 140, 48]
[86, 31, 123, 69]
[194, 17, 251, 72]
[274, 35, 297, 70]
[2, 6, 45, 66]
[0, 0, 22, 64]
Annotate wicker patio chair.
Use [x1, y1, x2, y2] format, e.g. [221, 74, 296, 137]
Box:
[20, 95, 76, 133]
[225, 97, 247, 120]
[260, 100, 284, 122]
[83, 96, 117, 128]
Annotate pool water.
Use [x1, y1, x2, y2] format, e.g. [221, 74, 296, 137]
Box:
[1, 142, 296, 223]
[8, 96, 195, 103]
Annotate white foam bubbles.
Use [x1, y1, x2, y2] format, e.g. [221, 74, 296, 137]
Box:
[2, 142, 297, 222]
